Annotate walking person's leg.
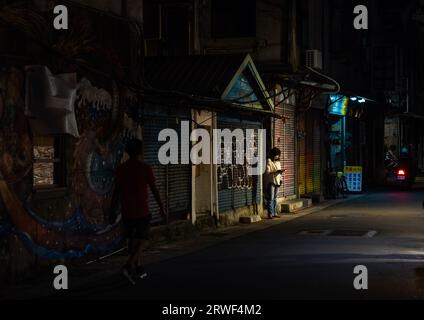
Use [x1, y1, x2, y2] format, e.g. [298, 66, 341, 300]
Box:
[121, 222, 138, 284]
[127, 239, 143, 269]
[135, 241, 148, 279]
[133, 216, 150, 279]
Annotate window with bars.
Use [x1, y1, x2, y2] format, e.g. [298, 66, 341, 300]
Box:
[33, 136, 66, 189]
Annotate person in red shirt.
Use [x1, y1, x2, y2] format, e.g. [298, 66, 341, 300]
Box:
[109, 139, 166, 284]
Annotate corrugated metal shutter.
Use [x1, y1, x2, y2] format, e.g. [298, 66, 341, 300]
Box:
[305, 109, 322, 194]
[313, 116, 321, 192]
[217, 116, 261, 214]
[274, 103, 296, 198]
[167, 108, 191, 217]
[298, 112, 306, 196]
[143, 104, 191, 223]
[274, 104, 284, 198]
[306, 112, 314, 194]
[283, 104, 296, 197]
[143, 104, 168, 224]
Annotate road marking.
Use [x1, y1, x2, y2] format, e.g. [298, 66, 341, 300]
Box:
[298, 230, 378, 238]
[364, 230, 378, 238]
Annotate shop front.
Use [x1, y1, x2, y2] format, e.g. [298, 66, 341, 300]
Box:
[144, 53, 275, 226]
[265, 75, 336, 207]
[326, 94, 372, 193]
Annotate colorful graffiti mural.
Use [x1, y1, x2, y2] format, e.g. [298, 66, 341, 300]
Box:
[0, 3, 146, 277]
[0, 68, 33, 184]
[0, 68, 142, 264]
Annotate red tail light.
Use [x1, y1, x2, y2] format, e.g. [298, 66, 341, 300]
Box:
[398, 169, 406, 176]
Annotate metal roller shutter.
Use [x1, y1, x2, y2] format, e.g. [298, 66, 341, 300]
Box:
[283, 104, 296, 197]
[313, 116, 321, 192]
[217, 116, 261, 214]
[274, 103, 284, 198]
[167, 108, 191, 217]
[297, 112, 307, 196]
[143, 104, 192, 223]
[143, 105, 168, 224]
[274, 103, 296, 198]
[306, 112, 314, 194]
[305, 109, 322, 194]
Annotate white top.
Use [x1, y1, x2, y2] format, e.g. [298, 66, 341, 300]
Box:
[266, 159, 282, 186]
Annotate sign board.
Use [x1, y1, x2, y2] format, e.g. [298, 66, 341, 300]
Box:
[328, 95, 349, 116]
[344, 166, 363, 192]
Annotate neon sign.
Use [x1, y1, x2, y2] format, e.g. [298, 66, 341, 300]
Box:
[328, 95, 349, 116]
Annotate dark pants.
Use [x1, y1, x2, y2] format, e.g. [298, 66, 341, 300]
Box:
[123, 216, 151, 241]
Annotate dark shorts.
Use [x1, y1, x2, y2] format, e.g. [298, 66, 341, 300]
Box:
[123, 216, 151, 240]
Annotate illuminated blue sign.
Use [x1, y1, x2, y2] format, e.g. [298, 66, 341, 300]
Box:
[328, 95, 349, 116]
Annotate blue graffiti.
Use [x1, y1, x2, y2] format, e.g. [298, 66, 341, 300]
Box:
[0, 222, 123, 260]
[25, 206, 108, 234]
[10, 227, 122, 260]
[87, 141, 125, 195]
[16, 231, 123, 260]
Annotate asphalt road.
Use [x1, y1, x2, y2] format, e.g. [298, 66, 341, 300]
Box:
[56, 188, 424, 300]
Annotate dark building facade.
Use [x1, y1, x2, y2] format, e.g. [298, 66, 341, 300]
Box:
[1, 0, 421, 282]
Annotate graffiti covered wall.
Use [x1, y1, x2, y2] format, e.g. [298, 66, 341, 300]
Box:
[0, 2, 145, 281]
[0, 66, 144, 280]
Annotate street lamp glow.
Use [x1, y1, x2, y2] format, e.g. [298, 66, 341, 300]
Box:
[358, 98, 366, 103]
[350, 97, 358, 101]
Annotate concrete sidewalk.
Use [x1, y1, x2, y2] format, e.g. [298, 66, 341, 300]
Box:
[2, 194, 365, 300]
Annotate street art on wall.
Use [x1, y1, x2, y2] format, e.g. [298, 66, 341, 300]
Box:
[0, 68, 33, 184]
[0, 68, 142, 262]
[75, 78, 117, 134]
[217, 129, 259, 191]
[218, 165, 253, 191]
[0, 3, 145, 270]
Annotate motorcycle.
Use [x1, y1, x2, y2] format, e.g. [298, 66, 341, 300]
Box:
[385, 159, 416, 189]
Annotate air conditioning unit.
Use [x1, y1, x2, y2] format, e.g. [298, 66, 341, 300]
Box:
[306, 50, 323, 70]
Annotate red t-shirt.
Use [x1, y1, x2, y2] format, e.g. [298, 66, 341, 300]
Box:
[115, 159, 155, 220]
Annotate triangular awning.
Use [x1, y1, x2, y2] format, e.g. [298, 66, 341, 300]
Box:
[144, 54, 274, 112]
[222, 54, 274, 111]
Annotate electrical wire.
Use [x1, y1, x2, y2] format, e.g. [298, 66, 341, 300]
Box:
[0, 5, 289, 109]
[0, 4, 341, 118]
[304, 66, 341, 95]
